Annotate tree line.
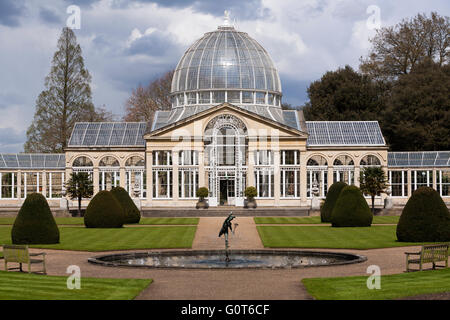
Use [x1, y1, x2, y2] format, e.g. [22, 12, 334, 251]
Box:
[25, 12, 449, 153]
[303, 12, 449, 151]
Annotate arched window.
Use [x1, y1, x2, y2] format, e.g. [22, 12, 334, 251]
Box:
[333, 155, 355, 185]
[99, 156, 119, 167]
[125, 156, 145, 167]
[360, 155, 381, 166]
[307, 155, 328, 167]
[99, 156, 120, 191]
[125, 156, 146, 199]
[307, 155, 328, 198]
[72, 156, 93, 167]
[333, 155, 354, 166]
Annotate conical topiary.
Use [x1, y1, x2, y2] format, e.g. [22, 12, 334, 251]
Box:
[320, 182, 348, 222]
[12, 193, 60, 244]
[397, 187, 450, 242]
[110, 187, 141, 224]
[331, 186, 373, 227]
[84, 191, 126, 228]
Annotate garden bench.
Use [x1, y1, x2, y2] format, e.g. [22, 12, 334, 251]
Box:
[3, 245, 46, 274]
[405, 244, 449, 272]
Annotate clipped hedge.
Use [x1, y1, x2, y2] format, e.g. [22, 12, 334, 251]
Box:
[397, 187, 450, 242]
[111, 187, 141, 224]
[320, 182, 348, 222]
[331, 186, 373, 227]
[84, 191, 126, 228]
[12, 193, 60, 244]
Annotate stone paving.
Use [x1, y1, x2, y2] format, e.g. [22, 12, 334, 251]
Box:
[11, 216, 432, 300]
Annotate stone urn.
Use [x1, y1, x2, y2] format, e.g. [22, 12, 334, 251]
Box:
[244, 187, 257, 209]
[244, 197, 257, 209]
[196, 187, 210, 209]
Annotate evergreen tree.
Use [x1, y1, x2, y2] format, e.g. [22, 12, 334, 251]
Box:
[66, 172, 94, 217]
[24, 27, 107, 153]
[302, 66, 388, 122]
[359, 167, 389, 214]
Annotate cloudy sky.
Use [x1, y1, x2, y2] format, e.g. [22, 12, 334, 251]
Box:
[0, 0, 449, 153]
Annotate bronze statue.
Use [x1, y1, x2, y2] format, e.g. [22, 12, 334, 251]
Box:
[219, 213, 235, 237]
[219, 213, 236, 262]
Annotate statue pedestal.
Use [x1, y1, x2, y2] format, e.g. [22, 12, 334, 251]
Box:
[384, 197, 393, 210]
[311, 197, 321, 211]
[133, 198, 142, 210]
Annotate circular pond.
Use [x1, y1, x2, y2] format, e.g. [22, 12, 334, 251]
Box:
[88, 250, 367, 269]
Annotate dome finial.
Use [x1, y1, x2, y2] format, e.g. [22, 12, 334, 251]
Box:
[224, 10, 231, 26]
[219, 10, 234, 29]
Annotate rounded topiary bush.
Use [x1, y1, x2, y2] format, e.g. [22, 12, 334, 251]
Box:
[396, 187, 450, 242]
[321, 182, 348, 222]
[110, 187, 141, 224]
[12, 193, 60, 244]
[196, 187, 209, 200]
[331, 186, 373, 227]
[84, 191, 126, 228]
[244, 186, 257, 200]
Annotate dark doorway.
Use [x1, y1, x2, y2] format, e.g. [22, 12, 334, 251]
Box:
[220, 180, 228, 206]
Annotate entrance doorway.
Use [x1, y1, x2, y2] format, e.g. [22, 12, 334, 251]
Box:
[219, 178, 235, 206]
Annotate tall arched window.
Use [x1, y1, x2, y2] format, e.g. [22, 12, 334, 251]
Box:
[333, 155, 355, 185]
[204, 114, 248, 206]
[307, 155, 328, 198]
[99, 156, 120, 191]
[125, 156, 146, 199]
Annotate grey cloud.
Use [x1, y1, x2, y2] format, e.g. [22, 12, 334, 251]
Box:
[0, 0, 25, 27]
[39, 7, 63, 24]
[0, 128, 26, 152]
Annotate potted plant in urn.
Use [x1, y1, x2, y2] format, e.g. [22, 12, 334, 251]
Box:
[244, 186, 257, 209]
[196, 187, 209, 209]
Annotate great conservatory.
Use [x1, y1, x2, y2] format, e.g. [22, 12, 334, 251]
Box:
[0, 20, 449, 210]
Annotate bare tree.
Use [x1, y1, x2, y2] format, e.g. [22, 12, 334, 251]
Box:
[124, 70, 173, 123]
[24, 27, 111, 153]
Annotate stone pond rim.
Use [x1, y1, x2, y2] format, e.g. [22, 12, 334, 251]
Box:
[87, 250, 367, 270]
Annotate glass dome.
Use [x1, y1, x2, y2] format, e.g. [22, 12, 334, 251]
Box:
[171, 24, 282, 109]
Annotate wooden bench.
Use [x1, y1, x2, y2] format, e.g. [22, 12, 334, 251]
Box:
[405, 244, 449, 272]
[3, 245, 46, 274]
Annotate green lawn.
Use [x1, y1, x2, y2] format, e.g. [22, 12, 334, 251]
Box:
[0, 226, 196, 251]
[0, 217, 199, 226]
[257, 225, 433, 249]
[254, 216, 400, 225]
[0, 271, 151, 300]
[139, 217, 199, 225]
[302, 268, 450, 300]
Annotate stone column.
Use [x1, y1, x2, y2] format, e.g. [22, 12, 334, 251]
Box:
[328, 166, 334, 189]
[17, 170, 22, 200]
[247, 150, 255, 187]
[119, 167, 126, 189]
[432, 169, 437, 190]
[274, 150, 281, 205]
[173, 151, 179, 201]
[407, 169, 412, 197]
[93, 167, 99, 195]
[198, 151, 205, 188]
[299, 152, 307, 205]
[42, 171, 47, 197]
[354, 166, 361, 187]
[146, 151, 153, 206]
